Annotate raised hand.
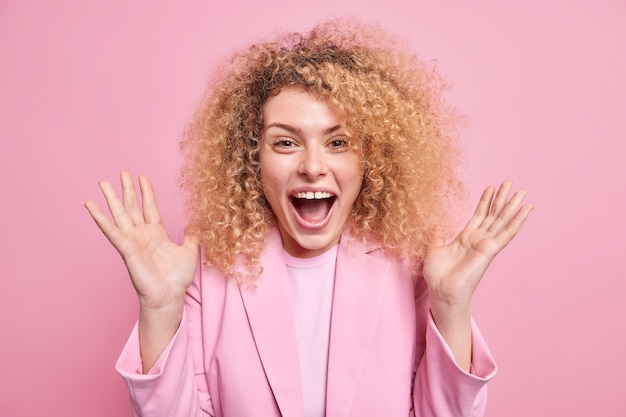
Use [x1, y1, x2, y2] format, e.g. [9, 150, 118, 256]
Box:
[84, 171, 198, 371]
[422, 181, 532, 370]
[423, 181, 532, 305]
[84, 171, 198, 307]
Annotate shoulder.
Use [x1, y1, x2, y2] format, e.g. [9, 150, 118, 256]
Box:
[339, 228, 427, 297]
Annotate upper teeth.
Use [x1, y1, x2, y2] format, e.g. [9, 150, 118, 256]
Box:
[293, 191, 333, 199]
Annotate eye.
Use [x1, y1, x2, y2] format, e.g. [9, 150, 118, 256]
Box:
[273, 138, 296, 148]
[328, 137, 349, 150]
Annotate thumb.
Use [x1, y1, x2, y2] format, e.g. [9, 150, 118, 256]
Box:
[431, 237, 446, 248]
[181, 230, 200, 252]
[429, 230, 449, 248]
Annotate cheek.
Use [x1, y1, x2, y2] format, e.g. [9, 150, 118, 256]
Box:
[259, 152, 279, 180]
[344, 161, 365, 192]
[259, 156, 289, 196]
[258, 149, 284, 210]
[347, 176, 364, 209]
[259, 171, 281, 205]
[258, 157, 272, 188]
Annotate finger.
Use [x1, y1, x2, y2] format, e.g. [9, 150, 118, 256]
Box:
[99, 179, 134, 232]
[477, 181, 514, 231]
[502, 202, 533, 237]
[488, 189, 527, 232]
[182, 231, 200, 252]
[489, 180, 513, 216]
[83, 199, 114, 234]
[121, 171, 145, 225]
[428, 230, 447, 248]
[492, 202, 533, 248]
[138, 175, 162, 224]
[83, 200, 128, 250]
[473, 185, 495, 218]
[465, 185, 496, 231]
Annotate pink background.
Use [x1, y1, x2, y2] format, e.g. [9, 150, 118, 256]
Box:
[1, 0, 624, 416]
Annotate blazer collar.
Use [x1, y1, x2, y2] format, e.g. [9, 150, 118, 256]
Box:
[326, 232, 390, 417]
[238, 227, 390, 417]
[238, 227, 305, 417]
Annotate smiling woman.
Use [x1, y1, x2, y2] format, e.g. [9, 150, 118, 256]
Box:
[178, 19, 471, 283]
[84, 17, 531, 417]
[259, 88, 363, 258]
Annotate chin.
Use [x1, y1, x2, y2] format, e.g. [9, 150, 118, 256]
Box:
[285, 229, 341, 257]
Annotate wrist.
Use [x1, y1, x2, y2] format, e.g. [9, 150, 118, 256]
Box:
[430, 300, 471, 326]
[428, 286, 472, 312]
[429, 298, 473, 372]
[137, 299, 184, 373]
[138, 296, 184, 325]
[429, 293, 472, 334]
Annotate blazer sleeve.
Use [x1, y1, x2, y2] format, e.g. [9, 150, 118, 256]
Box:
[115, 266, 213, 417]
[412, 312, 497, 417]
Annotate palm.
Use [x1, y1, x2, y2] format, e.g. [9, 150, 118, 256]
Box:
[84, 172, 198, 309]
[423, 181, 532, 305]
[119, 221, 197, 308]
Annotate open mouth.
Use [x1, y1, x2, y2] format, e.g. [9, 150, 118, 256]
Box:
[290, 191, 336, 224]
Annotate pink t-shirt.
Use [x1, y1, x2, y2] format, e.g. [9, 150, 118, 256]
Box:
[284, 245, 337, 417]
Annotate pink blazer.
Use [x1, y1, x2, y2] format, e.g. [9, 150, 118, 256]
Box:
[117, 228, 497, 417]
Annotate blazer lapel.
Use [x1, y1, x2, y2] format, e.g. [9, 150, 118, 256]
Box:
[238, 228, 305, 417]
[325, 233, 390, 417]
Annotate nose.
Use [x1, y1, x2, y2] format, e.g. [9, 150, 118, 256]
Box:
[298, 147, 327, 179]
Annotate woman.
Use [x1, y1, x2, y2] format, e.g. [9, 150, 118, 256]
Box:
[84, 19, 532, 417]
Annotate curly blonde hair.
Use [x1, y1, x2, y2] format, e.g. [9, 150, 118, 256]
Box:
[180, 18, 464, 280]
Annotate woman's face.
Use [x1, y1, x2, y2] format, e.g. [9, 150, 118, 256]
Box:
[259, 88, 363, 258]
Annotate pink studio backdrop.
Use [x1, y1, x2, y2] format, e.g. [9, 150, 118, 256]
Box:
[1, 1, 624, 416]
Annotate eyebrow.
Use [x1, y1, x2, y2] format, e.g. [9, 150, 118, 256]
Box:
[264, 123, 343, 135]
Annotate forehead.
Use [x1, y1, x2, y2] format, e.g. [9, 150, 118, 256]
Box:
[261, 88, 343, 130]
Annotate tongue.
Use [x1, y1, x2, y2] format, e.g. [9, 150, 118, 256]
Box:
[295, 199, 330, 223]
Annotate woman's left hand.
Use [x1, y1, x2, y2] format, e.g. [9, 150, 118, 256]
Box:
[423, 181, 533, 307]
[422, 181, 532, 371]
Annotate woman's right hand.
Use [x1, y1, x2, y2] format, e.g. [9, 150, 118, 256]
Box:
[84, 171, 198, 371]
